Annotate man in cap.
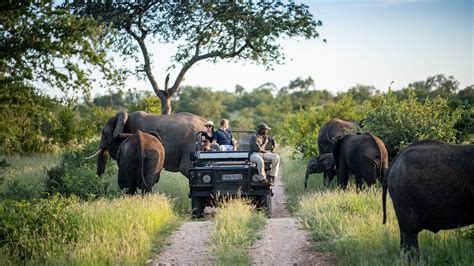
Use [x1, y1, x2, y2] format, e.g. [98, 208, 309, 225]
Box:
[249, 123, 280, 185]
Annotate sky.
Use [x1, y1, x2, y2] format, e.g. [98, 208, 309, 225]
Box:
[90, 0, 473, 96]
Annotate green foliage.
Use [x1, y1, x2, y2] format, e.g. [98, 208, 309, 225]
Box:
[129, 95, 162, 115]
[1, 1, 117, 94]
[0, 154, 61, 201]
[0, 195, 82, 261]
[211, 198, 266, 265]
[0, 82, 58, 155]
[363, 90, 462, 157]
[278, 95, 366, 158]
[45, 140, 120, 200]
[0, 194, 180, 264]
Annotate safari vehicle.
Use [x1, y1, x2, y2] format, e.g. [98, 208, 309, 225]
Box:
[188, 131, 273, 218]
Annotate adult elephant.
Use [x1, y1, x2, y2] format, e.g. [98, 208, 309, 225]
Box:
[315, 118, 360, 186]
[333, 133, 388, 189]
[382, 140, 474, 257]
[91, 111, 206, 178]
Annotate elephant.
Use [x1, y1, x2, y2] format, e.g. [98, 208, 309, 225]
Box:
[109, 130, 165, 194]
[333, 133, 388, 189]
[304, 153, 334, 189]
[316, 118, 360, 186]
[90, 111, 207, 178]
[382, 140, 474, 256]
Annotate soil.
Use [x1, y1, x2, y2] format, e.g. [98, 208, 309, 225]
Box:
[152, 170, 332, 265]
[249, 175, 333, 265]
[151, 220, 213, 266]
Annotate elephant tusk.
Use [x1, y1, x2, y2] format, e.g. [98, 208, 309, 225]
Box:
[86, 149, 102, 160]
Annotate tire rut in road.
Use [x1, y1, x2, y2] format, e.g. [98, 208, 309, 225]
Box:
[249, 171, 332, 265]
[151, 220, 213, 265]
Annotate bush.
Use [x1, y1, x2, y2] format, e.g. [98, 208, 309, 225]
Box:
[363, 90, 462, 157]
[45, 140, 120, 200]
[0, 195, 82, 261]
[278, 95, 366, 159]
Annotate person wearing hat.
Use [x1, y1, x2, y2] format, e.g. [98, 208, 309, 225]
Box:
[202, 121, 215, 144]
[249, 123, 280, 185]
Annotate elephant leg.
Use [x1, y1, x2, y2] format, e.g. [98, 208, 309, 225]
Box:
[337, 169, 349, 189]
[354, 175, 364, 190]
[127, 187, 137, 195]
[400, 230, 419, 259]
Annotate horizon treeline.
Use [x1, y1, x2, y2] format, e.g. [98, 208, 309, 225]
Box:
[0, 74, 472, 156]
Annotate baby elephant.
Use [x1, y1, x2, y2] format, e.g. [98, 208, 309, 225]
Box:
[304, 153, 335, 189]
[333, 133, 388, 189]
[383, 140, 474, 257]
[112, 130, 165, 195]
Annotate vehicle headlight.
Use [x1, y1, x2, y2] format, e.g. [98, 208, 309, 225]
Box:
[202, 175, 211, 183]
[252, 174, 261, 182]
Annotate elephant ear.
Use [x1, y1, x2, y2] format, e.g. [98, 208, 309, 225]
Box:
[113, 111, 128, 139]
[319, 154, 335, 171]
[148, 131, 163, 143]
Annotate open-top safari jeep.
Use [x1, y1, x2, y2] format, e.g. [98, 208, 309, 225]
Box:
[188, 131, 273, 218]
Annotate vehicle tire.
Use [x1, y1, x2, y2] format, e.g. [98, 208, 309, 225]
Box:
[257, 195, 272, 218]
[191, 197, 204, 218]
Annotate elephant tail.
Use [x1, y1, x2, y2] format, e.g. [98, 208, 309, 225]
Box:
[137, 131, 148, 192]
[382, 177, 387, 224]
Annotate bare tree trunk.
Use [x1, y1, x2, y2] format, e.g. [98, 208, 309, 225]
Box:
[160, 95, 172, 115]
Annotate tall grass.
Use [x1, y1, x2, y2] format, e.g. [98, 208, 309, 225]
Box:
[0, 154, 62, 200]
[0, 194, 181, 265]
[282, 157, 474, 265]
[153, 170, 190, 214]
[211, 199, 266, 265]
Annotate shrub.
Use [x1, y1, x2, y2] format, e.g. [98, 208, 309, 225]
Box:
[0, 195, 82, 261]
[278, 95, 366, 159]
[45, 140, 120, 200]
[363, 90, 462, 157]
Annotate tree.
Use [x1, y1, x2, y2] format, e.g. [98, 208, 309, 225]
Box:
[71, 1, 323, 114]
[0, 1, 116, 94]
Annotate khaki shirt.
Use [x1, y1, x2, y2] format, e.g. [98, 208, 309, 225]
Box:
[249, 133, 270, 153]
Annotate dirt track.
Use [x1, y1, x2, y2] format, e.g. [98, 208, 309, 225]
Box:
[152, 171, 331, 265]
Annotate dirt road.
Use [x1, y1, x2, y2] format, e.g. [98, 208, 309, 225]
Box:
[152, 172, 330, 265]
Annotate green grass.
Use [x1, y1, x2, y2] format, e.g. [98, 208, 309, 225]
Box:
[211, 198, 266, 265]
[0, 154, 62, 200]
[281, 156, 474, 265]
[154, 170, 190, 214]
[0, 194, 181, 265]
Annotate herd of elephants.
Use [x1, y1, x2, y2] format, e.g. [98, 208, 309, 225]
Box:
[87, 110, 473, 257]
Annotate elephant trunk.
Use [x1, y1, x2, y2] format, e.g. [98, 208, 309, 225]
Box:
[97, 149, 109, 176]
[304, 167, 310, 190]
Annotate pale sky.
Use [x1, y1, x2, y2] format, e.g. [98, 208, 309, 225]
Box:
[90, 0, 473, 96]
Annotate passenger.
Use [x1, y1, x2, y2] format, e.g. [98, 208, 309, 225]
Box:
[213, 119, 236, 151]
[202, 121, 215, 143]
[249, 123, 280, 185]
[201, 139, 216, 152]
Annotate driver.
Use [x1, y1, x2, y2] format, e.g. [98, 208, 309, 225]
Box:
[249, 123, 280, 185]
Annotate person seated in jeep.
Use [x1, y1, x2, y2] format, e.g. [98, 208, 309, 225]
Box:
[201, 139, 216, 152]
[249, 123, 280, 185]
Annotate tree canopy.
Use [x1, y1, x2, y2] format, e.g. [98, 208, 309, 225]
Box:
[0, 0, 116, 94]
[70, 0, 323, 114]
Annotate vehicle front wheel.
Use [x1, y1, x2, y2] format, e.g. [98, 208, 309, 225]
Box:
[191, 197, 204, 218]
[257, 195, 272, 218]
